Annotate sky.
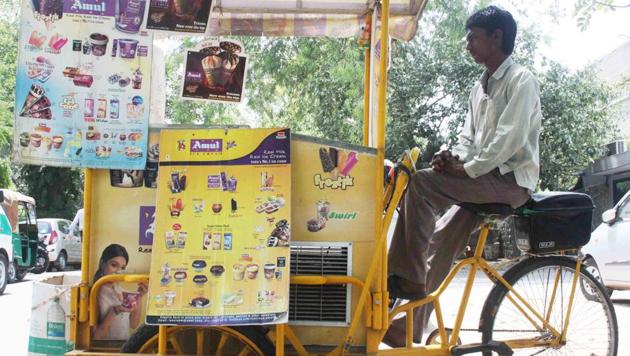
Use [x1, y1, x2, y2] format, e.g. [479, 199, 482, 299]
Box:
[494, 1, 630, 70]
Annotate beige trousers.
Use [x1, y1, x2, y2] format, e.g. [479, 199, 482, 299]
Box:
[388, 168, 530, 341]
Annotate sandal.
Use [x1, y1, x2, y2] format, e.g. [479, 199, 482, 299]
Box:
[388, 275, 427, 300]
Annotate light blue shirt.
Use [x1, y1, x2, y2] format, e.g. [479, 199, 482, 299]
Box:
[452, 57, 542, 192]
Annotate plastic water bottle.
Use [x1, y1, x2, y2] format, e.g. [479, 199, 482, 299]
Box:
[46, 296, 65, 354]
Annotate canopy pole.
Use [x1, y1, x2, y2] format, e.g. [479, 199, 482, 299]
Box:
[362, 13, 372, 146]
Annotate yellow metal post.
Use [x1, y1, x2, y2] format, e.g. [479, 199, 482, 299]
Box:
[276, 324, 285, 356]
[79, 168, 93, 323]
[362, 14, 372, 147]
[158, 325, 168, 354]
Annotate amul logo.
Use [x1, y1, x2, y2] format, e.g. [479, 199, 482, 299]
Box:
[191, 139, 222, 153]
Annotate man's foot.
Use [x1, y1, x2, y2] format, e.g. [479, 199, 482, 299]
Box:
[388, 275, 427, 300]
[382, 325, 407, 348]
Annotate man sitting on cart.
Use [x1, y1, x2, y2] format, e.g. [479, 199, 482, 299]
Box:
[384, 5, 542, 347]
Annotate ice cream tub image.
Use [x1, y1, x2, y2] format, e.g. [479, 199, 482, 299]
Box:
[232, 264, 245, 281]
[52, 136, 63, 149]
[246, 264, 259, 280]
[176, 231, 187, 248]
[165, 231, 175, 248]
[115, 0, 146, 34]
[19, 132, 30, 147]
[174, 271, 187, 282]
[192, 260, 206, 272]
[193, 275, 208, 286]
[118, 39, 139, 58]
[210, 265, 225, 277]
[89, 33, 109, 56]
[264, 263, 276, 280]
[30, 133, 42, 148]
[122, 291, 140, 308]
[190, 297, 210, 308]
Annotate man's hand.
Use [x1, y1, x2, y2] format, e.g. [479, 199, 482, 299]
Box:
[431, 149, 468, 177]
[431, 149, 453, 172]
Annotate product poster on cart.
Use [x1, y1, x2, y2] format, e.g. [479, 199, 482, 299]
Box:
[13, 0, 152, 169]
[146, 128, 291, 325]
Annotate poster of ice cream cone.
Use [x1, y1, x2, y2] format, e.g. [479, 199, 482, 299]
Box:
[145, 0, 213, 33]
[13, 0, 152, 169]
[146, 128, 291, 326]
[181, 39, 248, 104]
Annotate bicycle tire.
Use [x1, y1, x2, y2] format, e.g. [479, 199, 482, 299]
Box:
[479, 256, 618, 356]
[120, 324, 275, 355]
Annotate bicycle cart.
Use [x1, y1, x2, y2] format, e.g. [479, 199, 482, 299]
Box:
[11, 1, 616, 355]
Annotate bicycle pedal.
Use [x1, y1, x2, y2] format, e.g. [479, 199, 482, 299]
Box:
[451, 341, 513, 356]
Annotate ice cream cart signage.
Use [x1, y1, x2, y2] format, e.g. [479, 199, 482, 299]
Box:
[13, 0, 152, 169]
[146, 128, 291, 325]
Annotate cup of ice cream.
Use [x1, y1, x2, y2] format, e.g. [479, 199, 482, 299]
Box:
[89, 33, 109, 56]
[122, 291, 140, 309]
[52, 135, 63, 149]
[30, 133, 42, 148]
[233, 264, 245, 281]
[118, 39, 139, 59]
[192, 260, 206, 272]
[264, 263, 276, 280]
[174, 271, 187, 282]
[210, 265, 225, 277]
[246, 264, 259, 280]
[19, 132, 30, 147]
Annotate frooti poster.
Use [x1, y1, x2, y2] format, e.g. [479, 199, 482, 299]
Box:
[13, 0, 152, 169]
[146, 0, 213, 33]
[146, 128, 291, 325]
[181, 39, 247, 104]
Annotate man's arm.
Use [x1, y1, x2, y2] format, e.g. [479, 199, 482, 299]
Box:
[451, 94, 476, 162]
[463, 72, 540, 178]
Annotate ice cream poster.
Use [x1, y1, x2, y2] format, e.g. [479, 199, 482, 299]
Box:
[181, 39, 248, 104]
[13, 0, 152, 169]
[146, 128, 291, 326]
[145, 0, 213, 34]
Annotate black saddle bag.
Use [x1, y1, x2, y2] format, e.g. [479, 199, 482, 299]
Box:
[512, 192, 594, 253]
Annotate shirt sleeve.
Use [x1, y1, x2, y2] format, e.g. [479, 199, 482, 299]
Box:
[463, 72, 540, 178]
[451, 94, 475, 162]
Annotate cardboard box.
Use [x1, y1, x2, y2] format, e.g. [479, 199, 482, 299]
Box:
[28, 273, 80, 356]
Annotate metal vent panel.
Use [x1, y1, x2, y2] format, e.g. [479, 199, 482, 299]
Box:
[289, 242, 352, 326]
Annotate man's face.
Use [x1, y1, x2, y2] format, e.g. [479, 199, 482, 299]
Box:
[465, 27, 501, 64]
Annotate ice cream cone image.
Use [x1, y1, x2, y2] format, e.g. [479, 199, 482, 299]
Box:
[20, 84, 45, 116]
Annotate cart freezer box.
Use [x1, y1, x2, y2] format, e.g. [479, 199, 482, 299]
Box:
[28, 273, 80, 355]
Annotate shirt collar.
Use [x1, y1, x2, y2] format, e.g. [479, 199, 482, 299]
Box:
[480, 56, 514, 82]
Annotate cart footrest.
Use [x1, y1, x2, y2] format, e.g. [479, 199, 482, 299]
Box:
[451, 341, 513, 356]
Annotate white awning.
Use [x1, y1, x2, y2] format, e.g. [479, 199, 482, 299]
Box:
[206, 0, 429, 41]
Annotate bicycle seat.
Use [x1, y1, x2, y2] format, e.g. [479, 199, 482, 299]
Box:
[458, 202, 514, 216]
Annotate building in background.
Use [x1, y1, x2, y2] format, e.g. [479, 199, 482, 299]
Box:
[579, 40, 630, 227]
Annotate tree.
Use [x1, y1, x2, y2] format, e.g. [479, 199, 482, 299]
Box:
[574, 0, 630, 30]
[0, 0, 19, 188]
[538, 64, 616, 190]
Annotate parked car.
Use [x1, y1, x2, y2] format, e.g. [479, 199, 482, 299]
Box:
[581, 190, 630, 297]
[38, 218, 82, 271]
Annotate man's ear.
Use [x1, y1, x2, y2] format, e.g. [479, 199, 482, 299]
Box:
[491, 29, 503, 51]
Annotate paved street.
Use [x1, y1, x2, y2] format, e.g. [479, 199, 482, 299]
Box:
[1, 269, 628, 355]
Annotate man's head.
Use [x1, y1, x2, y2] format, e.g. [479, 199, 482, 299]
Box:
[465, 6, 517, 65]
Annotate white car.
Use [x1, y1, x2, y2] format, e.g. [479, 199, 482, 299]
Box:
[582, 191, 630, 296]
[38, 218, 82, 271]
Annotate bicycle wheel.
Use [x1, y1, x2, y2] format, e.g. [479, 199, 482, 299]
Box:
[121, 324, 275, 355]
[479, 256, 617, 356]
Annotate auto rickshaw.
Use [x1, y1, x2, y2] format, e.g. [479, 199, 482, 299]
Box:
[31, 0, 615, 355]
[0, 189, 48, 291]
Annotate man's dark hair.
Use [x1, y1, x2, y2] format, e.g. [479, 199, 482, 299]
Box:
[466, 6, 517, 55]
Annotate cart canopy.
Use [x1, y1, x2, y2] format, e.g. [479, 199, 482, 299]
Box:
[0, 189, 36, 234]
[208, 0, 428, 41]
